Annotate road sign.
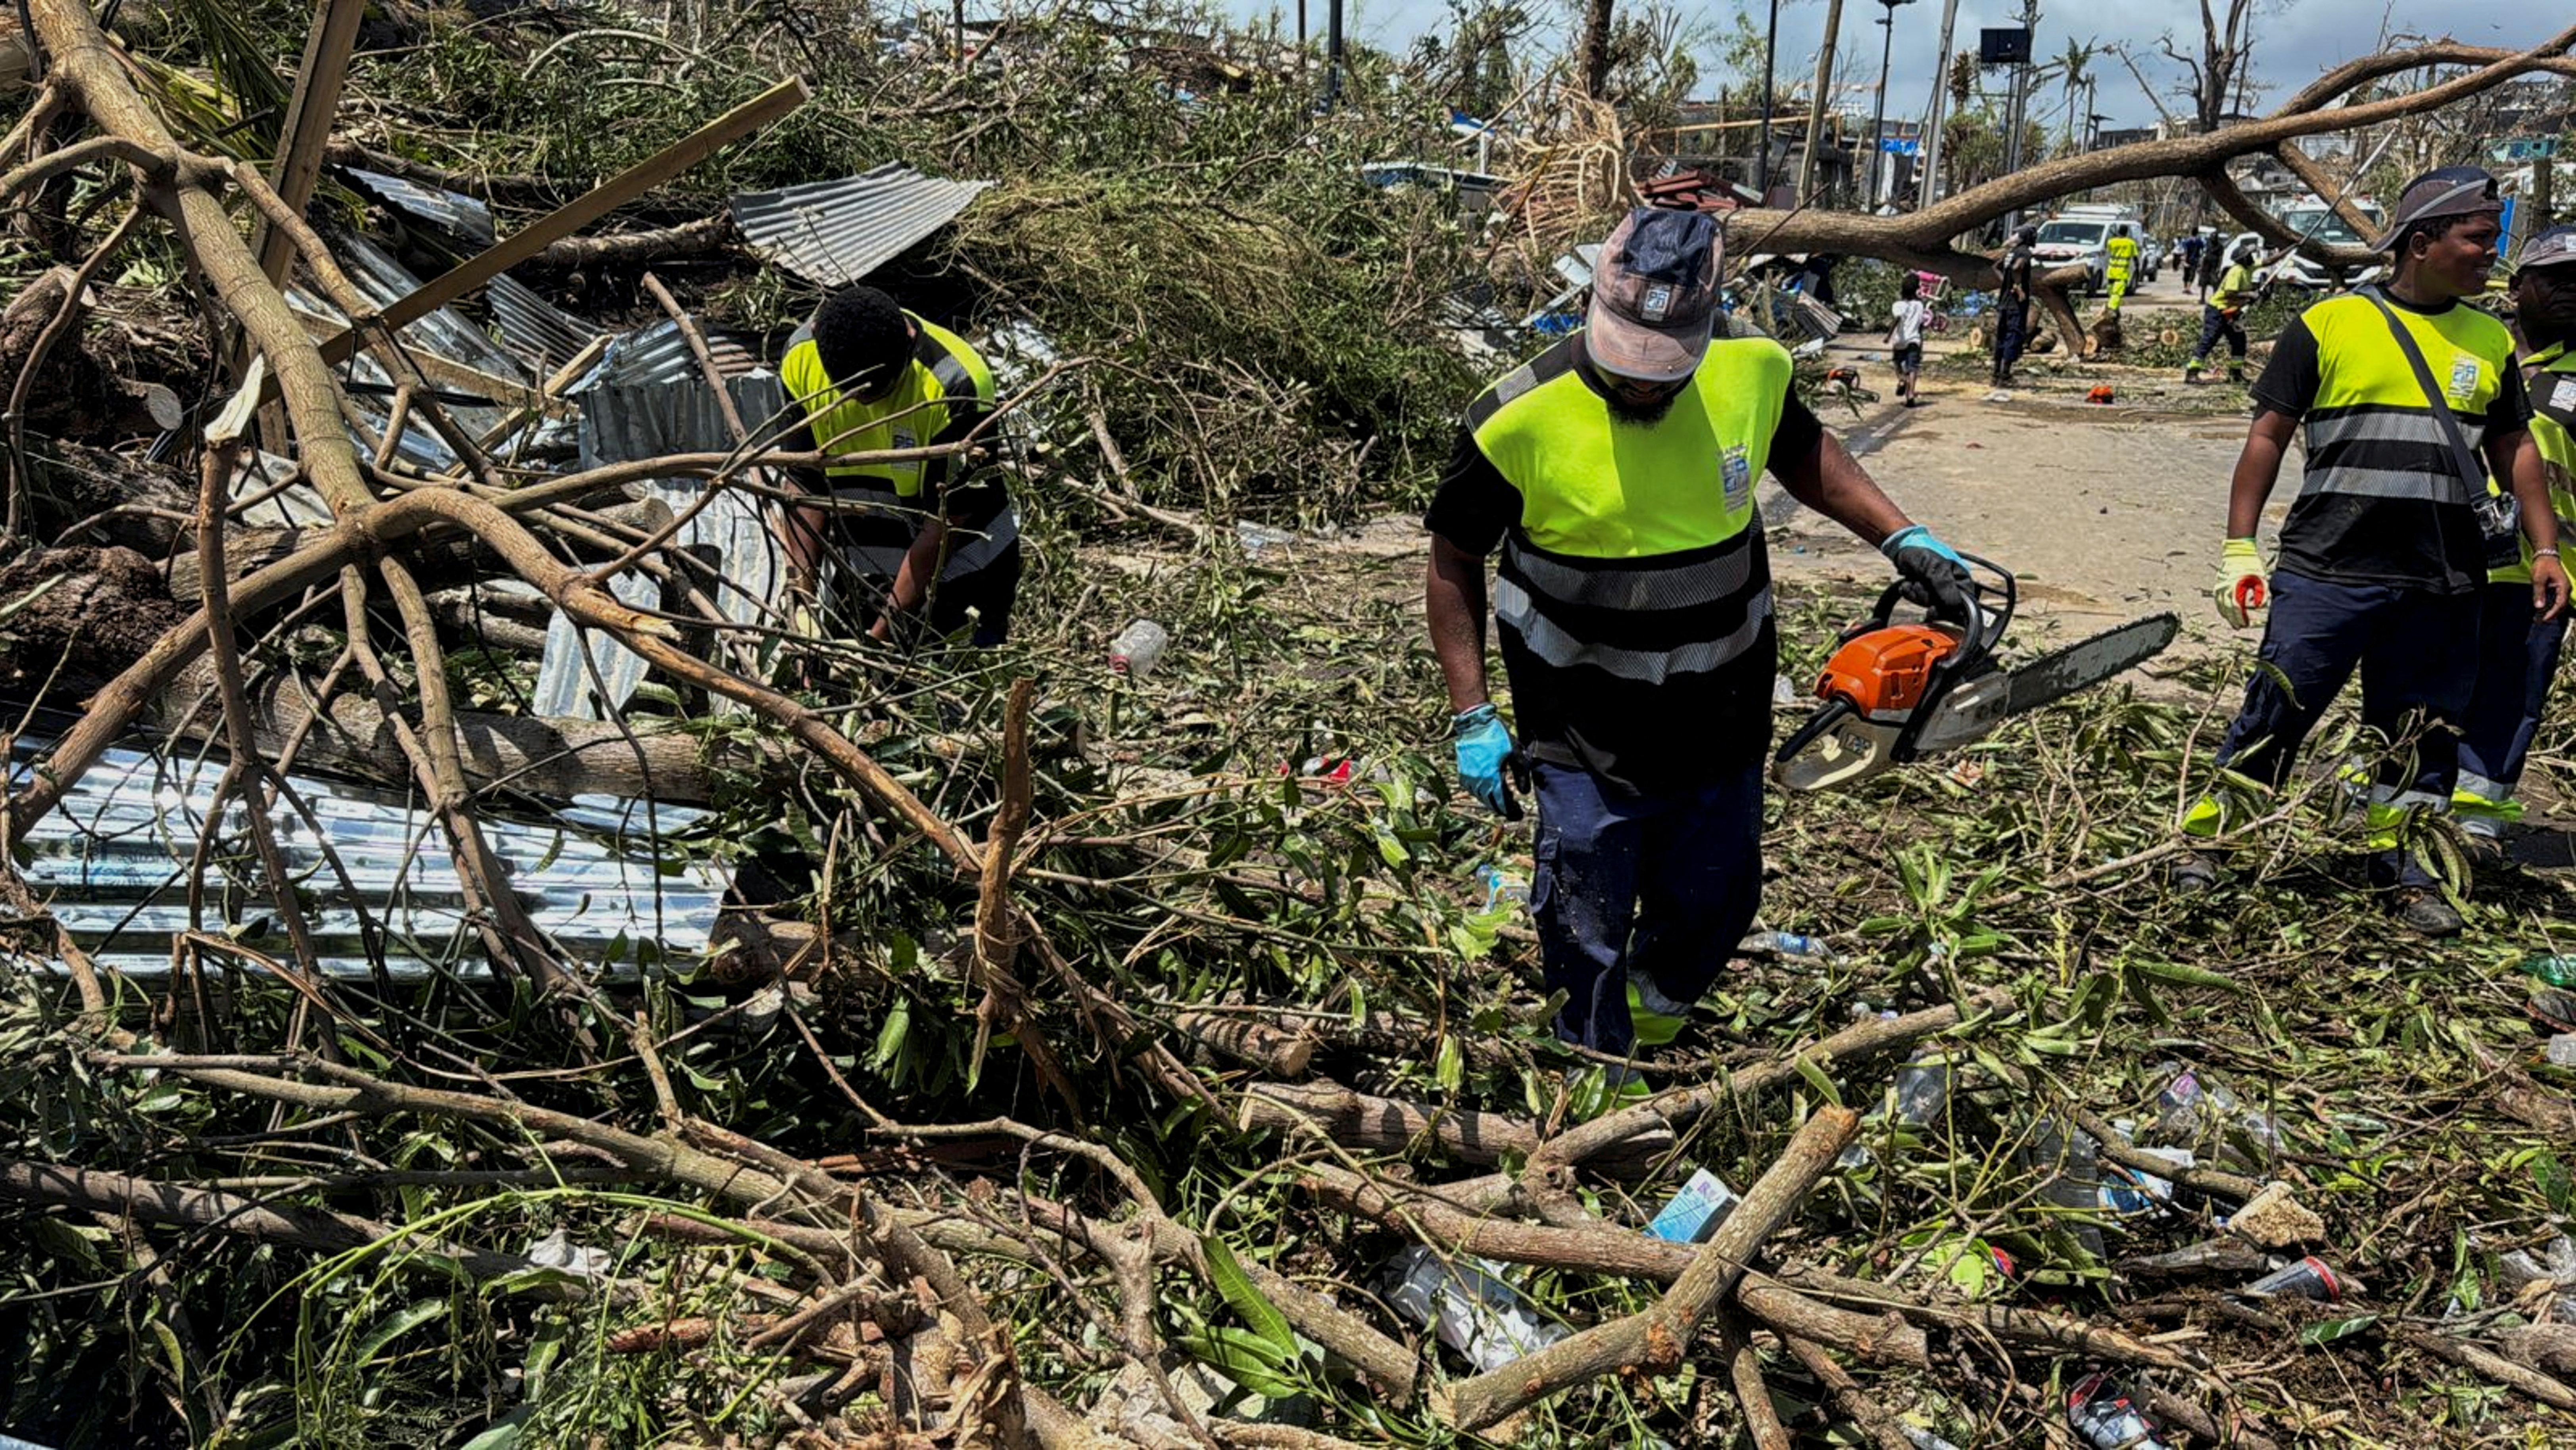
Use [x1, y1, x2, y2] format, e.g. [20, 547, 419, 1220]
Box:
[1880, 137, 1920, 155]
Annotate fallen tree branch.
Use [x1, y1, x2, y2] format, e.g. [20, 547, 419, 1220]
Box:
[1437, 1106, 1859, 1431]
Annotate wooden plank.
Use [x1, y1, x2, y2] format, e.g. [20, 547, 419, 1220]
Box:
[312, 77, 808, 370]
[253, 0, 367, 287]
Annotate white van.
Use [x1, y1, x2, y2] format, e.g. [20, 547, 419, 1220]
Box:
[2032, 212, 2147, 295]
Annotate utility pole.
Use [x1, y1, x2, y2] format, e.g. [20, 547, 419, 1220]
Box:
[1918, 0, 1962, 207]
[1756, 0, 1780, 196]
[1799, 0, 1846, 203]
[2001, 0, 2040, 235]
[1868, 0, 1915, 212]
[1324, 0, 1342, 109]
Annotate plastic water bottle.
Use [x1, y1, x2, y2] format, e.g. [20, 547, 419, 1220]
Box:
[1376, 1247, 1567, 1373]
[2067, 1373, 2172, 1450]
[2522, 955, 2576, 989]
[1746, 929, 1846, 965]
[1476, 863, 1530, 914]
[1893, 1055, 1953, 1126]
[2151, 1061, 2283, 1169]
[1109, 620, 1169, 678]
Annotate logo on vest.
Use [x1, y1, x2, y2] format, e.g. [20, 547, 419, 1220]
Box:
[2447, 353, 2482, 406]
[1722, 444, 1752, 513]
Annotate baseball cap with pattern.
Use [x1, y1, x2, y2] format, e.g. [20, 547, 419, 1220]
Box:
[2371, 165, 2503, 252]
[1586, 207, 1723, 382]
[2522, 224, 2576, 272]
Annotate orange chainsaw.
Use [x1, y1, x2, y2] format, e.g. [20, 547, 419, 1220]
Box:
[1773, 554, 2178, 792]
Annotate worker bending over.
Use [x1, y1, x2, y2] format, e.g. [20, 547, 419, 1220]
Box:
[779, 285, 1020, 645]
[2191, 168, 2567, 936]
[2457, 226, 2576, 848]
[1423, 207, 1980, 1067]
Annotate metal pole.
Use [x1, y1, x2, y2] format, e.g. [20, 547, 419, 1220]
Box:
[1919, 0, 1961, 206]
[1325, 0, 1343, 109]
[1869, 6, 1896, 211]
[2002, 0, 2039, 235]
[1756, 0, 1779, 195]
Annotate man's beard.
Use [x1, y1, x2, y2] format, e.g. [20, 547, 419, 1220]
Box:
[1605, 389, 1680, 426]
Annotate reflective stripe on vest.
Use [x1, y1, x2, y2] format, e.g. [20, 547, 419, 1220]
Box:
[2289, 292, 2516, 508]
[1495, 558, 1772, 684]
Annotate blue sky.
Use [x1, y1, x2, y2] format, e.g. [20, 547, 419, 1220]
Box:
[1219, 0, 2569, 134]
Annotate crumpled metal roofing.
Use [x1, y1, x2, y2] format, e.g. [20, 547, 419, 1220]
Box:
[9, 736, 730, 980]
[487, 272, 606, 375]
[532, 320, 794, 720]
[731, 163, 993, 288]
[343, 166, 499, 249]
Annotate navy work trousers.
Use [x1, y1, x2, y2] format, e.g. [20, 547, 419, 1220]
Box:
[2192, 304, 2247, 368]
[2213, 568, 2479, 888]
[1992, 297, 2029, 380]
[2459, 581, 2570, 814]
[1530, 760, 1764, 1057]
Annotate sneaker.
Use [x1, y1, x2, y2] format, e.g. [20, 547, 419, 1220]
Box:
[2183, 364, 2204, 384]
[2169, 852, 2219, 892]
[2390, 888, 2464, 938]
[1626, 978, 1692, 1047]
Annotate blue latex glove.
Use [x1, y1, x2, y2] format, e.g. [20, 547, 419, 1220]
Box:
[1453, 703, 1519, 817]
[1880, 523, 1973, 619]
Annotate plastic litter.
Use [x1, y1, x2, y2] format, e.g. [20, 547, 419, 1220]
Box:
[1477, 863, 1530, 914]
[2150, 1060, 2284, 1169]
[1744, 929, 1846, 965]
[2067, 1372, 2172, 1450]
[525, 1229, 612, 1279]
[2520, 954, 2576, 989]
[1109, 619, 1169, 678]
[2242, 1255, 2344, 1301]
[2547, 1033, 2576, 1068]
[1376, 1247, 1568, 1373]
[1647, 1168, 1741, 1244]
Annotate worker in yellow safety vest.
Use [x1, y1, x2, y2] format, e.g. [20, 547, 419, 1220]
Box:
[2103, 230, 2140, 314]
[1422, 206, 1984, 1076]
[2186, 169, 2568, 937]
[2456, 225, 2576, 850]
[2184, 240, 2259, 384]
[777, 285, 1019, 645]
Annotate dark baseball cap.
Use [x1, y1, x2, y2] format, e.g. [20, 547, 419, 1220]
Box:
[2372, 166, 2503, 251]
[2522, 224, 2576, 272]
[1586, 207, 1723, 382]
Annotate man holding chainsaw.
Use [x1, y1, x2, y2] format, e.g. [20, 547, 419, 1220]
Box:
[1423, 206, 1980, 1059]
[2193, 168, 2568, 936]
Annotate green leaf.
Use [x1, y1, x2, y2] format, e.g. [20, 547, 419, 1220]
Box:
[1793, 1053, 1843, 1107]
[354, 1300, 450, 1366]
[1434, 1034, 1464, 1094]
[2298, 1313, 2379, 1346]
[1175, 1327, 1301, 1400]
[2136, 959, 2241, 992]
[1202, 1236, 1297, 1355]
[870, 997, 913, 1075]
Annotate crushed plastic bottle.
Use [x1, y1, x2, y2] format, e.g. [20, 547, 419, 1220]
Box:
[1647, 1168, 1740, 1244]
[2096, 1118, 2192, 1217]
[1894, 1055, 1953, 1126]
[1901, 1427, 1967, 1450]
[2243, 1256, 2344, 1301]
[2548, 1034, 2576, 1068]
[2067, 1372, 2173, 1450]
[1109, 619, 1169, 678]
[2150, 1060, 2283, 1170]
[2499, 1235, 2576, 1324]
[1745, 929, 1847, 965]
[1476, 863, 1530, 915]
[2521, 955, 2576, 990]
[2025, 1115, 2107, 1262]
[1376, 1247, 1568, 1373]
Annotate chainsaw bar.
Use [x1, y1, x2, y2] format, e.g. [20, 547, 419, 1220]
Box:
[1908, 612, 2180, 755]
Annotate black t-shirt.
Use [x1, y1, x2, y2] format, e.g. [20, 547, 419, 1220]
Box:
[2253, 296, 2533, 592]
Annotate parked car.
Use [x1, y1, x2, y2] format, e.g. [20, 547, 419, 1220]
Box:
[2032, 211, 2151, 295]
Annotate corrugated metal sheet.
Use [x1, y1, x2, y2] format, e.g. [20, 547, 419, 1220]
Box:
[488, 272, 605, 374]
[343, 166, 499, 249]
[10, 736, 729, 980]
[731, 163, 993, 288]
[535, 343, 793, 719]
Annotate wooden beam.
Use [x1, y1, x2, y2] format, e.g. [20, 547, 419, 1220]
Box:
[253, 0, 366, 288]
[311, 77, 810, 369]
